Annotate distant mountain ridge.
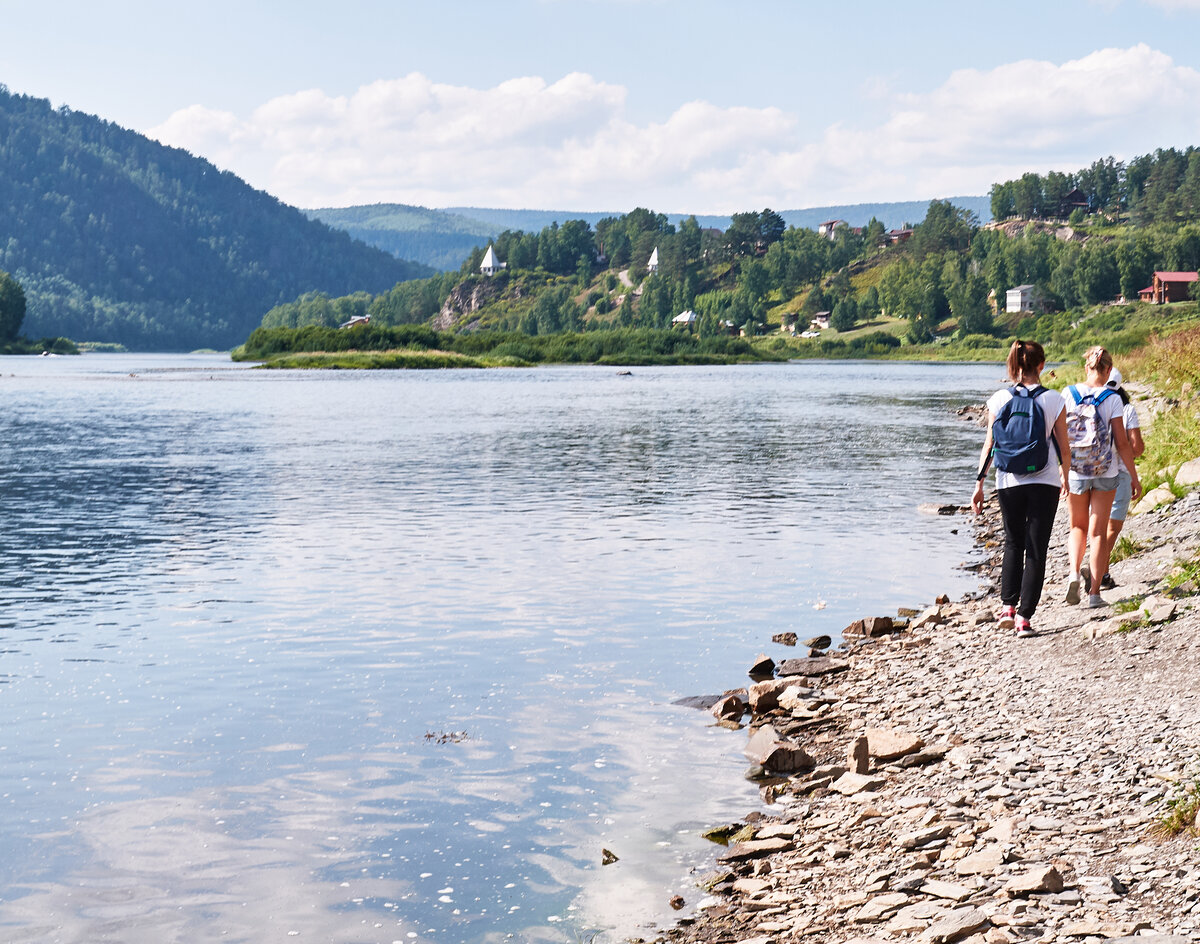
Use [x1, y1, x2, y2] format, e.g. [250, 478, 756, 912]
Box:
[312, 198, 993, 271]
[0, 87, 433, 350]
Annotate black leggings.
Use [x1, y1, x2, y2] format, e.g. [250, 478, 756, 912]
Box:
[997, 484, 1060, 619]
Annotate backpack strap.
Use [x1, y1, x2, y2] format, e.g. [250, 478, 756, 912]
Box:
[1067, 385, 1083, 405]
[1094, 388, 1115, 405]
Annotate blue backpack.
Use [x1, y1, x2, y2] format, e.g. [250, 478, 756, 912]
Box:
[992, 385, 1054, 474]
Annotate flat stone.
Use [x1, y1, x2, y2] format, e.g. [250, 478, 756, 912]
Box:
[1004, 864, 1064, 896]
[955, 847, 1007, 876]
[867, 726, 925, 761]
[732, 877, 772, 896]
[719, 836, 793, 862]
[1108, 937, 1192, 944]
[831, 771, 886, 795]
[771, 632, 797, 646]
[924, 906, 991, 943]
[921, 879, 975, 902]
[803, 635, 832, 650]
[777, 656, 849, 678]
[853, 893, 909, 923]
[898, 823, 952, 849]
[910, 606, 945, 629]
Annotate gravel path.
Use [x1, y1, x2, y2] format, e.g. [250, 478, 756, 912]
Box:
[651, 487, 1200, 944]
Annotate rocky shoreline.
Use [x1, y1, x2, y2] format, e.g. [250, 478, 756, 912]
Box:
[650, 456, 1200, 943]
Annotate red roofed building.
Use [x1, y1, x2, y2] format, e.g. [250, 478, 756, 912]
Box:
[1147, 271, 1199, 304]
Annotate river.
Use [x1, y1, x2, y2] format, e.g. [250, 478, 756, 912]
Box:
[0, 355, 1000, 943]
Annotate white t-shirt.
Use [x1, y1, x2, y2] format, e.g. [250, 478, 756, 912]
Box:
[986, 385, 1066, 490]
[1118, 398, 1140, 474]
[1066, 383, 1124, 478]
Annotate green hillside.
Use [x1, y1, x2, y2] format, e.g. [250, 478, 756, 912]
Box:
[305, 204, 496, 272]
[0, 86, 433, 350]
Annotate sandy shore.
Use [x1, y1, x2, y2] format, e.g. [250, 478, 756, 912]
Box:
[650, 472, 1200, 943]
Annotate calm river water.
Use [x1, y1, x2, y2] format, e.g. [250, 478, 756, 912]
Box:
[0, 355, 1000, 944]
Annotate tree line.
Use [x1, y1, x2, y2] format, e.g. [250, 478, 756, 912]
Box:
[991, 148, 1200, 225]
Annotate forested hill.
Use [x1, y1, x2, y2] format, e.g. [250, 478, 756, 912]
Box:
[0, 86, 433, 350]
[309, 198, 993, 272]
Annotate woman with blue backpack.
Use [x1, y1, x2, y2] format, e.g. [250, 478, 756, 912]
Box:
[1063, 346, 1141, 608]
[971, 340, 1070, 637]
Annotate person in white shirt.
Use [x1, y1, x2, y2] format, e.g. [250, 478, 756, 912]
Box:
[1099, 367, 1145, 589]
[1063, 347, 1141, 608]
[971, 340, 1070, 637]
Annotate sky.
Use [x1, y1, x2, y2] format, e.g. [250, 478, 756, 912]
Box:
[5, 0, 1200, 214]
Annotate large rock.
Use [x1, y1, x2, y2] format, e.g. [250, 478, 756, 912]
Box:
[747, 678, 810, 714]
[711, 693, 746, 722]
[748, 652, 776, 677]
[844, 616, 894, 638]
[744, 724, 815, 773]
[777, 656, 848, 678]
[924, 907, 990, 943]
[867, 727, 925, 762]
[1004, 864, 1064, 896]
[1131, 484, 1176, 515]
[1174, 456, 1200, 486]
[954, 846, 1007, 875]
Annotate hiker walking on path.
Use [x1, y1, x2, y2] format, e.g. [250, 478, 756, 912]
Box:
[1063, 346, 1142, 608]
[971, 340, 1070, 637]
[1099, 367, 1145, 590]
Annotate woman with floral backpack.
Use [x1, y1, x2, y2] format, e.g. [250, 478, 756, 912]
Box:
[1063, 346, 1142, 608]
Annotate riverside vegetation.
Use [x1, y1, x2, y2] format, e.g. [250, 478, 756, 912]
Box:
[243, 147, 1200, 369]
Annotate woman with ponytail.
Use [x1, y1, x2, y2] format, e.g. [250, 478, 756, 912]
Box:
[1062, 346, 1141, 608]
[972, 340, 1070, 637]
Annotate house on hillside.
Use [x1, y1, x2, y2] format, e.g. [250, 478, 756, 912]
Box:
[1059, 188, 1089, 217]
[647, 247, 659, 274]
[817, 220, 844, 240]
[1006, 284, 1039, 314]
[671, 310, 696, 328]
[480, 245, 507, 276]
[811, 311, 831, 330]
[339, 314, 370, 329]
[886, 228, 914, 245]
[1145, 271, 1199, 304]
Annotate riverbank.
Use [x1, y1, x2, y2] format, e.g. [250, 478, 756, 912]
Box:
[652, 464, 1200, 942]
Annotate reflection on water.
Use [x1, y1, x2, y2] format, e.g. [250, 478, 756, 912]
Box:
[0, 355, 999, 942]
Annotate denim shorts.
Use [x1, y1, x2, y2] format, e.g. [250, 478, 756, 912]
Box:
[1068, 471, 1119, 495]
[1110, 470, 1133, 521]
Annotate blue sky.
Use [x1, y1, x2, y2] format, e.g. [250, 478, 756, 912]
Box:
[5, 0, 1200, 212]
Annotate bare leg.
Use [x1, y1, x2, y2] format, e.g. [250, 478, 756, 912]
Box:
[1087, 489, 1116, 595]
[1103, 516, 1126, 582]
[1067, 491, 1091, 576]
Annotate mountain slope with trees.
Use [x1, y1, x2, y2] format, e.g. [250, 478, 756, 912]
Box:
[0, 86, 433, 350]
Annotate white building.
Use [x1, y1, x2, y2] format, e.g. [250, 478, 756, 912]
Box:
[671, 309, 696, 327]
[647, 246, 659, 274]
[481, 245, 507, 276]
[1006, 284, 1036, 314]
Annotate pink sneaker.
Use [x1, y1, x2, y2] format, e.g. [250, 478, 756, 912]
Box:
[1015, 616, 1035, 638]
[997, 606, 1015, 630]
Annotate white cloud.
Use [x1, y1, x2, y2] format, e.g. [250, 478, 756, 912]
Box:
[147, 45, 1200, 213]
